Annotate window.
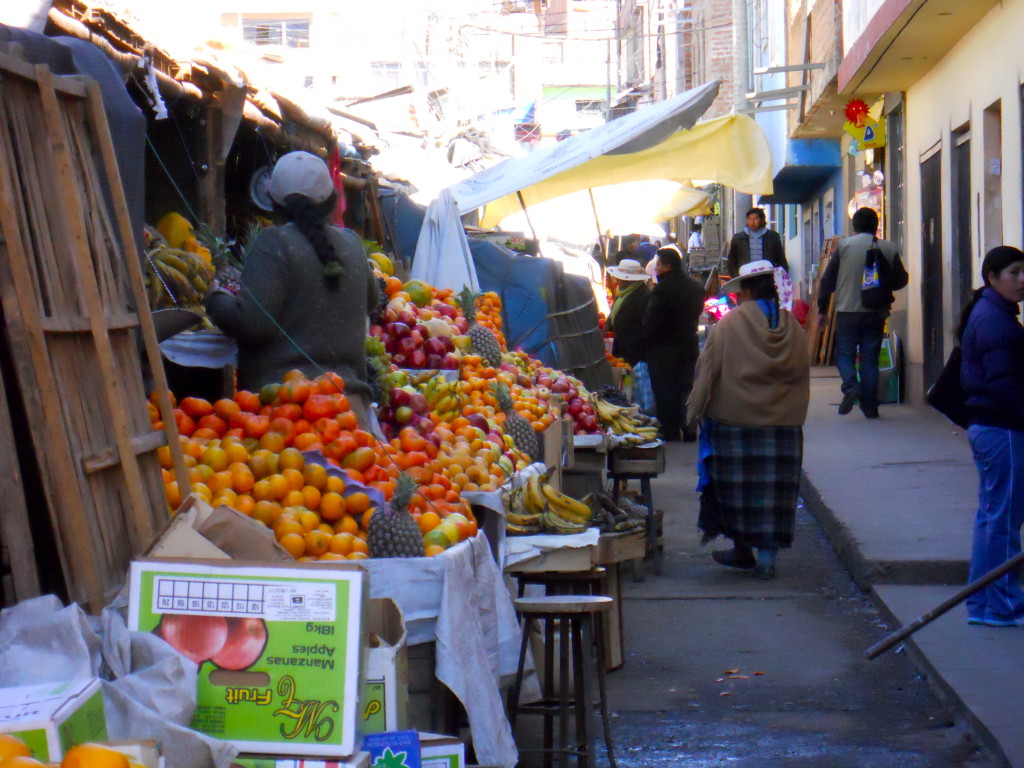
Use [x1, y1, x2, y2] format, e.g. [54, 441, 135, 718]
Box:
[241, 18, 310, 48]
[370, 62, 402, 91]
[575, 99, 606, 114]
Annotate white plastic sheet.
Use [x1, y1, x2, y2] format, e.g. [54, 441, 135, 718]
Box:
[411, 188, 479, 292]
[0, 595, 236, 768]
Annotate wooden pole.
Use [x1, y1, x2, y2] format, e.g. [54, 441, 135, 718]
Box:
[588, 188, 608, 269]
[865, 550, 1024, 659]
[516, 190, 540, 250]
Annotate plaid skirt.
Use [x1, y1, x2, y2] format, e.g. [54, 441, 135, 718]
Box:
[697, 420, 803, 548]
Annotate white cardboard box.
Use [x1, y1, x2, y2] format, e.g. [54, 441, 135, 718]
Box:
[0, 678, 107, 762]
[419, 733, 465, 768]
[360, 598, 409, 735]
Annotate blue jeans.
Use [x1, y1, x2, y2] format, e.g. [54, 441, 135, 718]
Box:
[834, 312, 885, 409]
[966, 425, 1024, 625]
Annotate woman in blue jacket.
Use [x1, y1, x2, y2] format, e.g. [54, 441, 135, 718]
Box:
[957, 246, 1024, 626]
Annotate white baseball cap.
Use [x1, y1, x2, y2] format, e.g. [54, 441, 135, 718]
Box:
[269, 151, 334, 205]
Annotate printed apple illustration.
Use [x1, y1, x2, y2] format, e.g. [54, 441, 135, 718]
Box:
[157, 614, 228, 664]
[211, 617, 268, 671]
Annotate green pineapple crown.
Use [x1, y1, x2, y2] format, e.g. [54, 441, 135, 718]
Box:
[492, 381, 514, 412]
[456, 286, 478, 323]
[392, 472, 417, 514]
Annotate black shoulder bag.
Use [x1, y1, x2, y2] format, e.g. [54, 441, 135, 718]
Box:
[925, 346, 971, 429]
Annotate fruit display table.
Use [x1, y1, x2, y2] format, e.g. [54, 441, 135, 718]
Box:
[607, 442, 666, 575]
[362, 534, 520, 768]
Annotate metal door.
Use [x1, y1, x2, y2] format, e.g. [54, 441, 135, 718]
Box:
[951, 133, 973, 312]
[920, 152, 945, 389]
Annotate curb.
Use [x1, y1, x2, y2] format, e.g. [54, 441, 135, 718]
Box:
[867, 589, 1013, 768]
[799, 474, 969, 588]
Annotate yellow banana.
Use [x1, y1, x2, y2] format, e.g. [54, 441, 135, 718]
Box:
[524, 474, 546, 515]
[542, 484, 592, 523]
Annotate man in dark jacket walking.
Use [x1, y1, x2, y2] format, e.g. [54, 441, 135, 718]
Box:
[725, 208, 788, 277]
[644, 248, 705, 441]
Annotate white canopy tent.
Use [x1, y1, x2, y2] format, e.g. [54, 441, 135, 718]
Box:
[413, 80, 775, 288]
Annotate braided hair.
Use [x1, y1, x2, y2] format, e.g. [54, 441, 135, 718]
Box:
[742, 273, 780, 328]
[276, 191, 343, 287]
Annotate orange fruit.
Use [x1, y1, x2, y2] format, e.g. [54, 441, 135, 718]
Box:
[251, 500, 282, 526]
[302, 463, 329, 489]
[157, 444, 173, 469]
[190, 482, 213, 502]
[301, 485, 322, 510]
[279, 532, 306, 559]
[259, 432, 286, 452]
[418, 511, 441, 534]
[224, 442, 250, 464]
[317, 523, 335, 535]
[209, 470, 234, 495]
[361, 508, 374, 532]
[266, 474, 290, 501]
[61, 744, 130, 768]
[199, 446, 228, 472]
[329, 532, 354, 556]
[325, 475, 347, 494]
[229, 465, 255, 494]
[283, 489, 305, 508]
[345, 491, 371, 516]
[319, 552, 347, 560]
[214, 398, 241, 422]
[0, 735, 31, 761]
[425, 544, 447, 557]
[164, 480, 182, 509]
[319, 492, 347, 521]
[282, 468, 305, 491]
[348, 551, 369, 560]
[335, 514, 360, 536]
[275, 517, 304, 539]
[180, 397, 214, 419]
[235, 494, 256, 515]
[297, 509, 321, 532]
[279, 447, 305, 472]
[304, 530, 331, 557]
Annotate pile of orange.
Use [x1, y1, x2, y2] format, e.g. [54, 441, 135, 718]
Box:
[0, 735, 130, 768]
[473, 292, 507, 350]
[605, 351, 631, 369]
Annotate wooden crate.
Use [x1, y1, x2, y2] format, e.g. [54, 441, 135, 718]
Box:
[0, 49, 187, 611]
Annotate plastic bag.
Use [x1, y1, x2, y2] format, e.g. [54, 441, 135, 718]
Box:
[633, 361, 656, 414]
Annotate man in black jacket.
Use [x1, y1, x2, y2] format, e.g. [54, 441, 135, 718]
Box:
[644, 248, 706, 441]
[725, 208, 788, 277]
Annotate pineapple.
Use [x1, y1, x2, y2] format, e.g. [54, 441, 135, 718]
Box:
[457, 287, 503, 367]
[493, 381, 540, 462]
[367, 473, 426, 558]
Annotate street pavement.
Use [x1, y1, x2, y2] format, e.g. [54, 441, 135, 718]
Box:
[802, 370, 1024, 768]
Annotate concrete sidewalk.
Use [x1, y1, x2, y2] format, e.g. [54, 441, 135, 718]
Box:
[802, 369, 1024, 767]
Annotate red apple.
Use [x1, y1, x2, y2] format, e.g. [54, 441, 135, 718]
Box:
[408, 392, 429, 414]
[392, 353, 407, 367]
[390, 321, 411, 339]
[441, 353, 460, 370]
[566, 386, 579, 400]
[551, 379, 569, 394]
[538, 375, 553, 388]
[389, 388, 411, 408]
[427, 353, 444, 369]
[437, 304, 457, 319]
[424, 337, 447, 357]
[397, 337, 418, 358]
[157, 614, 228, 665]
[454, 317, 469, 334]
[582, 414, 598, 431]
[397, 309, 418, 327]
[568, 398, 584, 416]
[369, 324, 383, 338]
[409, 349, 428, 368]
[466, 413, 489, 431]
[417, 416, 435, 434]
[211, 618, 267, 671]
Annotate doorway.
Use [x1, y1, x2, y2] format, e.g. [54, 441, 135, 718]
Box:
[920, 151, 944, 389]
[951, 127, 973, 311]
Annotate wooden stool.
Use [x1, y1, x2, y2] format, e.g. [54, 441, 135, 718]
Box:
[516, 567, 607, 599]
[509, 595, 617, 768]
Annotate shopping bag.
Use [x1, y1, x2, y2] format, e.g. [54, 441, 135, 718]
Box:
[926, 346, 970, 429]
[632, 361, 656, 415]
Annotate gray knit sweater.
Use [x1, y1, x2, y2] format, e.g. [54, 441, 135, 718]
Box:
[206, 223, 379, 394]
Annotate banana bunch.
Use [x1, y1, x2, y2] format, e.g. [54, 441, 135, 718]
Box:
[144, 245, 216, 311]
[420, 374, 465, 422]
[593, 397, 662, 446]
[502, 474, 594, 535]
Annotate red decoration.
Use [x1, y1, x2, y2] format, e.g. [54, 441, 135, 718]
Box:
[844, 99, 870, 127]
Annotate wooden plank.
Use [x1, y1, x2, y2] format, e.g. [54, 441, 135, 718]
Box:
[82, 430, 168, 474]
[0, 364, 41, 602]
[81, 80, 190, 495]
[35, 67, 157, 546]
[39, 314, 140, 333]
[0, 75, 93, 606]
[0, 47, 89, 99]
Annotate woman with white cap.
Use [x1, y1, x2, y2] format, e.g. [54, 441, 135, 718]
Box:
[206, 151, 379, 416]
[605, 258, 651, 367]
[687, 260, 810, 579]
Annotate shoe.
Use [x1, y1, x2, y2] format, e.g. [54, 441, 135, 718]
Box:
[754, 563, 776, 580]
[862, 409, 880, 419]
[838, 388, 860, 416]
[682, 431, 697, 443]
[967, 616, 1024, 627]
[712, 548, 755, 570]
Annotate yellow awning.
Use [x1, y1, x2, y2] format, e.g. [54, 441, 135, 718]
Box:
[479, 114, 773, 228]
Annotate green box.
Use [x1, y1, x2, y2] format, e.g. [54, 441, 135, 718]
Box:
[419, 733, 464, 768]
[128, 559, 367, 757]
[0, 679, 107, 762]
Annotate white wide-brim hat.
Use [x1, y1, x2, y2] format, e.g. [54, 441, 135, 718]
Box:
[269, 151, 334, 205]
[721, 259, 777, 294]
[607, 259, 651, 281]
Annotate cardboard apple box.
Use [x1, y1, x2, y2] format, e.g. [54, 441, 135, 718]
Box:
[128, 558, 368, 757]
[359, 598, 408, 736]
[419, 733, 465, 768]
[232, 752, 370, 768]
[0, 679, 107, 762]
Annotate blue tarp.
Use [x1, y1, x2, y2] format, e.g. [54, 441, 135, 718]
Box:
[470, 240, 559, 366]
[378, 187, 426, 267]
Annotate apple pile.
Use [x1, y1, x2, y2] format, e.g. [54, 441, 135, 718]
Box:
[538, 372, 602, 435]
[372, 300, 465, 371]
[378, 386, 434, 440]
